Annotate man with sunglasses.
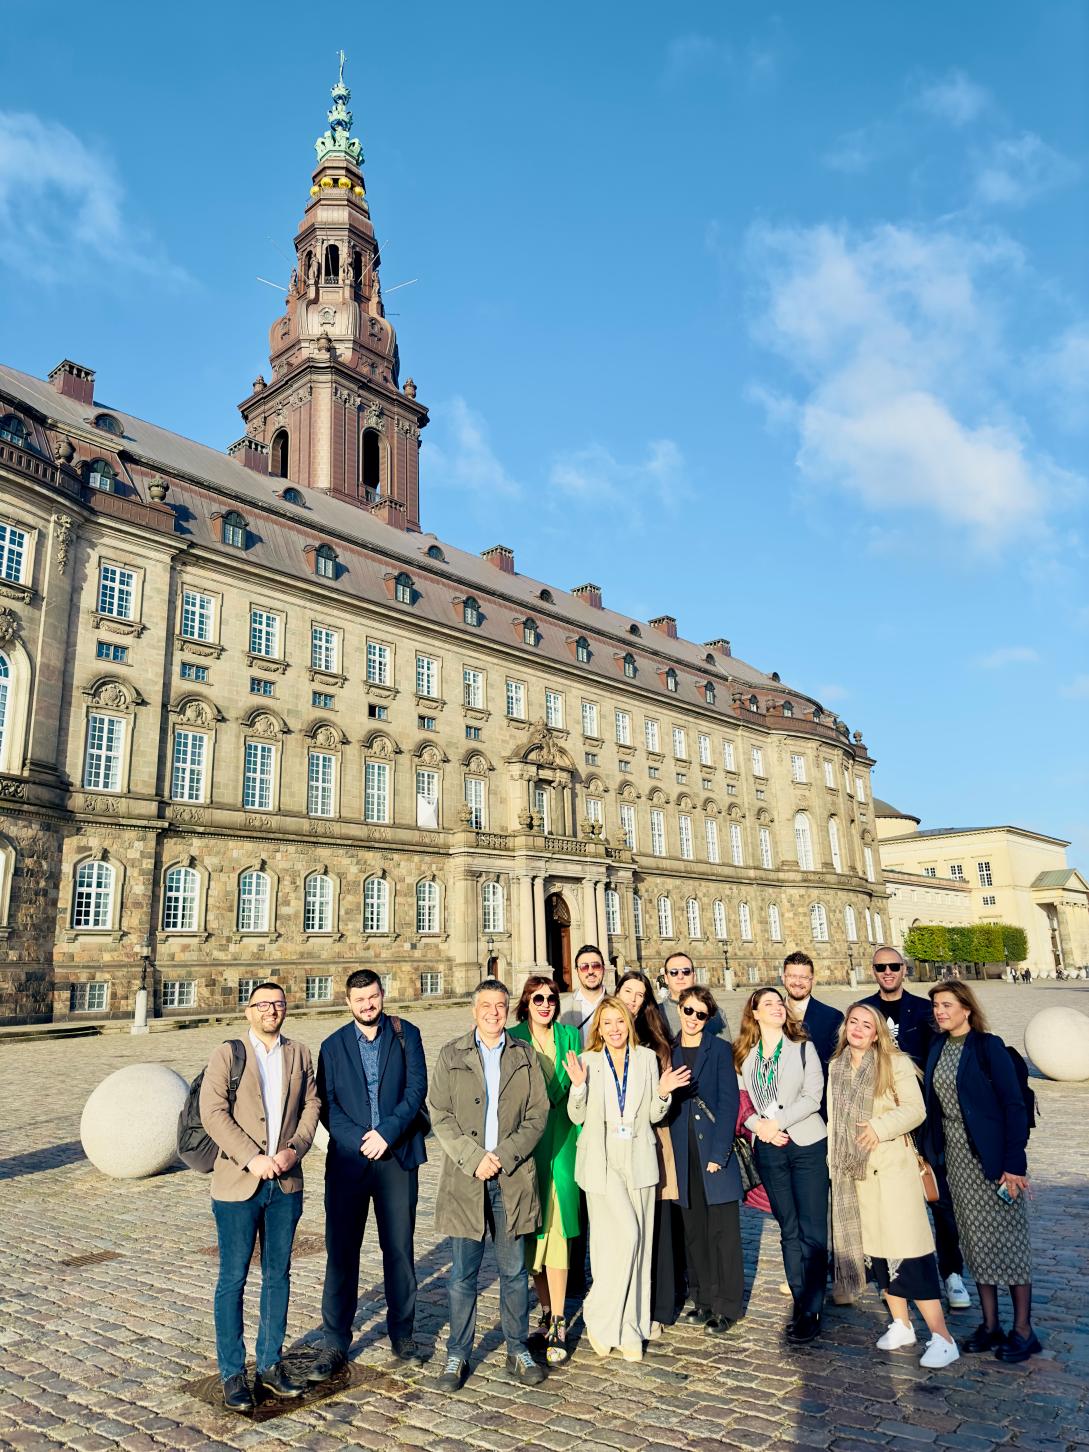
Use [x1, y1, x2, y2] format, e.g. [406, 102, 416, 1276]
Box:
[658, 952, 731, 1042]
[199, 982, 320, 1412]
[558, 943, 609, 1047]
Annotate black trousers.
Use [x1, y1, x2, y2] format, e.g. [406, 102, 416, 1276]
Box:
[680, 1162, 744, 1322]
[321, 1156, 418, 1351]
[931, 1166, 964, 1280]
[755, 1138, 828, 1320]
[650, 1199, 687, 1325]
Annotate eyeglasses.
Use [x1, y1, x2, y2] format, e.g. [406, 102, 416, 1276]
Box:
[251, 1001, 286, 1013]
[666, 967, 694, 978]
[530, 993, 559, 1008]
[681, 1005, 708, 1022]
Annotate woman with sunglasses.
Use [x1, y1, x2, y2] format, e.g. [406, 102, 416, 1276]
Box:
[735, 986, 827, 1344]
[668, 985, 744, 1334]
[509, 975, 582, 1362]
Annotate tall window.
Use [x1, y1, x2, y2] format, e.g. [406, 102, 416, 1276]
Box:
[364, 759, 390, 822]
[977, 861, 993, 887]
[576, 637, 590, 663]
[828, 817, 843, 873]
[181, 590, 214, 641]
[810, 902, 829, 942]
[416, 879, 439, 934]
[97, 564, 135, 620]
[705, 818, 720, 863]
[545, 689, 564, 728]
[463, 668, 484, 709]
[315, 545, 337, 579]
[768, 903, 783, 941]
[270, 430, 289, 479]
[615, 709, 632, 746]
[581, 700, 599, 737]
[727, 822, 743, 866]
[698, 734, 712, 766]
[249, 608, 279, 658]
[366, 641, 391, 685]
[533, 784, 552, 834]
[171, 730, 206, 802]
[0, 522, 28, 584]
[0, 652, 9, 763]
[481, 881, 504, 932]
[759, 825, 773, 870]
[665, 668, 678, 693]
[622, 653, 636, 678]
[657, 895, 674, 937]
[865, 907, 874, 942]
[464, 776, 485, 830]
[361, 429, 381, 493]
[855, 775, 867, 803]
[416, 654, 438, 697]
[395, 573, 413, 604]
[311, 626, 338, 672]
[723, 740, 736, 771]
[712, 899, 727, 939]
[243, 741, 274, 809]
[72, 861, 114, 929]
[650, 808, 666, 856]
[619, 802, 636, 850]
[506, 680, 526, 718]
[416, 768, 439, 828]
[605, 888, 621, 935]
[824, 760, 836, 789]
[863, 845, 875, 883]
[874, 911, 884, 942]
[238, 870, 270, 932]
[751, 746, 765, 777]
[163, 866, 199, 931]
[222, 512, 247, 549]
[950, 864, 964, 881]
[738, 901, 753, 940]
[845, 905, 858, 942]
[308, 751, 336, 816]
[790, 753, 807, 783]
[676, 813, 693, 860]
[704, 682, 716, 705]
[794, 812, 814, 870]
[633, 893, 645, 938]
[463, 597, 481, 626]
[304, 874, 333, 933]
[672, 726, 687, 759]
[84, 715, 124, 791]
[522, 618, 539, 646]
[686, 897, 702, 938]
[364, 877, 390, 932]
[586, 796, 603, 826]
[644, 718, 661, 752]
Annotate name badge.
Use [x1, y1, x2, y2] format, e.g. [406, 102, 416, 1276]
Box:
[614, 1123, 633, 1140]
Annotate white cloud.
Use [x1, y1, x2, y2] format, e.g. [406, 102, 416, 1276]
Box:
[425, 396, 522, 499]
[661, 32, 776, 89]
[822, 128, 879, 175]
[1060, 675, 1089, 700]
[0, 110, 187, 284]
[1030, 324, 1089, 429]
[973, 132, 1079, 208]
[913, 70, 990, 127]
[976, 646, 1040, 669]
[549, 438, 690, 517]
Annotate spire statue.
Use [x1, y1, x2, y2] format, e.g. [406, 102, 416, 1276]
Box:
[315, 51, 364, 165]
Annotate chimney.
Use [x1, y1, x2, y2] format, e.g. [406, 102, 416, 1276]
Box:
[48, 359, 95, 407]
[572, 582, 603, 609]
[482, 544, 515, 573]
[650, 614, 678, 639]
[704, 637, 732, 657]
[227, 435, 270, 473]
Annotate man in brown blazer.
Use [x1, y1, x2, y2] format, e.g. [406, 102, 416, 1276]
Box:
[199, 980, 320, 1412]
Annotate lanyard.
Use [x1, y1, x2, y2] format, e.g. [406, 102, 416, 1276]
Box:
[606, 1046, 630, 1117]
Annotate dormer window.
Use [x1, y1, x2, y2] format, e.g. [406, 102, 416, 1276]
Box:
[463, 597, 481, 627]
[315, 544, 338, 579]
[87, 459, 115, 492]
[748, 694, 759, 712]
[623, 653, 636, 679]
[628, 624, 642, 637]
[665, 668, 678, 693]
[426, 545, 446, 561]
[395, 572, 413, 604]
[813, 707, 823, 722]
[575, 637, 590, 664]
[782, 701, 793, 717]
[539, 589, 554, 603]
[282, 487, 304, 505]
[523, 618, 539, 646]
[704, 681, 716, 705]
[0, 414, 27, 446]
[222, 512, 247, 549]
[94, 413, 123, 436]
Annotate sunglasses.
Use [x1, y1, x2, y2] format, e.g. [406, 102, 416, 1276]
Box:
[579, 962, 605, 972]
[874, 964, 903, 973]
[666, 967, 694, 978]
[530, 993, 559, 1008]
[681, 1005, 709, 1022]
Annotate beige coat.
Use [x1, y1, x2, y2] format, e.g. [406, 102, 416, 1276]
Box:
[568, 1045, 670, 1194]
[827, 1052, 935, 1261]
[198, 1035, 320, 1202]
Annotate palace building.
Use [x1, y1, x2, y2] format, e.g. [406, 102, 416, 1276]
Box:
[0, 69, 888, 1023]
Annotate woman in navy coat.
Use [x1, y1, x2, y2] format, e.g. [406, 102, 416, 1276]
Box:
[668, 985, 743, 1333]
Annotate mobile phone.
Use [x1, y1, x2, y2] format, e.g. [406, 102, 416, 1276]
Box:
[996, 1183, 1015, 1205]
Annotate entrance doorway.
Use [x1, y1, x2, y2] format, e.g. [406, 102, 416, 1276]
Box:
[545, 892, 572, 989]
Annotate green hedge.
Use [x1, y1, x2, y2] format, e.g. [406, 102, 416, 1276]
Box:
[905, 922, 1027, 965]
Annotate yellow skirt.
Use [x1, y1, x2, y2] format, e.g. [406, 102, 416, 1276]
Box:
[527, 1181, 569, 1272]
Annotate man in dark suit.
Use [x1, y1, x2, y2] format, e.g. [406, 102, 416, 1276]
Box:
[308, 969, 429, 1380]
[781, 951, 843, 1068]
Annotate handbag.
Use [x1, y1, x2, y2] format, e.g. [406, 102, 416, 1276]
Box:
[917, 1153, 939, 1204]
[733, 1133, 762, 1195]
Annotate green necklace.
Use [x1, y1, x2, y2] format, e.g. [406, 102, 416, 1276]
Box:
[756, 1037, 783, 1091]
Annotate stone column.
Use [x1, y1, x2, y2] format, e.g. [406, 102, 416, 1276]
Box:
[533, 875, 547, 967]
[517, 875, 534, 969]
[1056, 905, 1075, 970]
[582, 878, 599, 948]
[596, 879, 609, 955]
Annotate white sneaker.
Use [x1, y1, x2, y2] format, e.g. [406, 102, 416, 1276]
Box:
[920, 1334, 960, 1368]
[945, 1273, 971, 1309]
[876, 1319, 917, 1350]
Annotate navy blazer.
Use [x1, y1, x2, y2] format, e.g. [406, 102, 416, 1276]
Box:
[801, 996, 844, 1068]
[317, 1015, 428, 1173]
[668, 1035, 741, 1208]
[861, 989, 935, 1072]
[923, 1029, 1028, 1181]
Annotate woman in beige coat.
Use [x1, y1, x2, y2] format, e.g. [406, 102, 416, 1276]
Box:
[827, 1002, 959, 1369]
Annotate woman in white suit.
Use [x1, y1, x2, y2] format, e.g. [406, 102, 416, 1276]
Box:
[566, 997, 690, 1360]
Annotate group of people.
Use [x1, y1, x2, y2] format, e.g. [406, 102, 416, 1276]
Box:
[196, 947, 1039, 1412]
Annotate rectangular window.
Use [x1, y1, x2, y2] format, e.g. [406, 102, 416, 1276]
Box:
[768, 904, 783, 941]
[313, 691, 335, 709]
[922, 865, 937, 878]
[759, 826, 773, 870]
[97, 564, 135, 620]
[416, 768, 439, 829]
[545, 689, 564, 728]
[83, 714, 124, 791]
[605, 890, 621, 936]
[855, 775, 867, 803]
[463, 667, 484, 709]
[418, 714, 437, 731]
[705, 818, 720, 863]
[615, 709, 632, 746]
[95, 641, 128, 663]
[949, 864, 964, 881]
[977, 861, 993, 887]
[171, 730, 206, 802]
[844, 766, 853, 794]
[698, 733, 712, 766]
[162, 980, 196, 1009]
[790, 753, 806, 783]
[633, 894, 645, 938]
[181, 663, 208, 683]
[981, 894, 996, 907]
[751, 746, 764, 777]
[864, 846, 876, 883]
[581, 700, 599, 737]
[730, 821, 744, 867]
[672, 726, 687, 759]
[364, 760, 390, 823]
[723, 740, 736, 771]
[506, 679, 526, 719]
[367, 703, 388, 719]
[366, 641, 391, 685]
[421, 971, 443, 997]
[71, 981, 108, 1012]
[648, 764, 660, 779]
[243, 740, 274, 809]
[250, 677, 274, 697]
[181, 590, 214, 642]
[416, 654, 438, 697]
[739, 903, 753, 941]
[308, 751, 336, 816]
[678, 814, 693, 860]
[465, 725, 481, 741]
[650, 808, 666, 856]
[586, 796, 603, 825]
[464, 776, 485, 830]
[644, 718, 661, 753]
[0, 522, 28, 584]
[311, 625, 338, 672]
[584, 751, 599, 766]
[619, 802, 636, 850]
[249, 608, 280, 658]
[237, 978, 258, 1005]
[306, 975, 333, 1003]
[824, 761, 836, 789]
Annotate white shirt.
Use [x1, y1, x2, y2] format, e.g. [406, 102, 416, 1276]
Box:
[248, 1028, 284, 1155]
[561, 988, 606, 1047]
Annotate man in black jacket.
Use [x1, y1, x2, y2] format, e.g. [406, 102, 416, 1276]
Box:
[862, 947, 969, 1311]
[781, 951, 843, 1069]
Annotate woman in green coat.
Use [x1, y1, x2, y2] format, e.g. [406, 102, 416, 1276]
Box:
[510, 975, 581, 1362]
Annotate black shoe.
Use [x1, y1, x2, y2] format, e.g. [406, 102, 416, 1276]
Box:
[221, 1373, 254, 1413]
[994, 1328, 1042, 1363]
[680, 1304, 712, 1325]
[705, 1315, 734, 1335]
[305, 1345, 347, 1382]
[506, 1350, 546, 1385]
[435, 1356, 469, 1392]
[255, 1363, 306, 1399]
[963, 1322, 1006, 1354]
[391, 1336, 427, 1362]
[786, 1313, 821, 1344]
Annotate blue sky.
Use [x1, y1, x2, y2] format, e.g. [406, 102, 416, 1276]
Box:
[2, 3, 1087, 862]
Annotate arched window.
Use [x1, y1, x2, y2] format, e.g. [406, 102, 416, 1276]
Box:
[539, 588, 554, 603]
[416, 879, 439, 935]
[605, 887, 621, 936]
[629, 624, 642, 637]
[0, 414, 27, 446]
[364, 876, 390, 933]
[323, 243, 340, 283]
[665, 668, 678, 693]
[361, 429, 382, 495]
[575, 637, 590, 663]
[844, 905, 858, 942]
[87, 459, 115, 492]
[828, 816, 843, 873]
[304, 873, 333, 933]
[72, 860, 115, 929]
[463, 597, 481, 627]
[395, 572, 414, 605]
[238, 869, 271, 932]
[739, 902, 753, 940]
[163, 866, 199, 931]
[523, 618, 539, 647]
[657, 894, 674, 938]
[623, 653, 636, 678]
[874, 911, 884, 944]
[270, 430, 290, 479]
[427, 544, 446, 561]
[94, 413, 123, 435]
[768, 903, 783, 941]
[481, 880, 504, 933]
[315, 544, 337, 579]
[686, 897, 702, 939]
[794, 811, 814, 871]
[704, 681, 716, 705]
[222, 511, 247, 549]
[282, 486, 304, 505]
[810, 902, 829, 942]
[632, 893, 645, 938]
[712, 899, 728, 939]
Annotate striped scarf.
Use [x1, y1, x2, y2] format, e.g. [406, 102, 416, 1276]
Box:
[827, 1048, 876, 1300]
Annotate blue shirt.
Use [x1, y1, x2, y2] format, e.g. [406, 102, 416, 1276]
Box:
[355, 1018, 384, 1127]
[476, 1031, 505, 1152]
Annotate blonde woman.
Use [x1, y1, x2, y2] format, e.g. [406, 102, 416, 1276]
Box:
[828, 1003, 959, 1369]
[566, 997, 690, 1360]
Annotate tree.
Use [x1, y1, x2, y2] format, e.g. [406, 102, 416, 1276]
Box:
[904, 924, 950, 964]
[947, 925, 975, 965]
[1001, 924, 1028, 963]
[972, 923, 1006, 964]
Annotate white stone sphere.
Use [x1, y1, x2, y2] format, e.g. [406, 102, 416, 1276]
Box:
[80, 1062, 190, 1178]
[1024, 1006, 1089, 1083]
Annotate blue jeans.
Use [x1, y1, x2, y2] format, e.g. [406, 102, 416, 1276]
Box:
[212, 1181, 303, 1378]
[446, 1178, 529, 1362]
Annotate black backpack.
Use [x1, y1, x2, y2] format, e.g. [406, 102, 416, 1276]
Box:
[979, 1034, 1038, 1135]
[177, 1039, 247, 1171]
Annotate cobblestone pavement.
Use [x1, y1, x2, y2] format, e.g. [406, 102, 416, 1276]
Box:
[1, 982, 1087, 1452]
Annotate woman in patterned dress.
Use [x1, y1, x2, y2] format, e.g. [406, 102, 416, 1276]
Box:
[922, 980, 1039, 1364]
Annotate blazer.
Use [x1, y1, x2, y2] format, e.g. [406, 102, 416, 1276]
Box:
[558, 990, 606, 1044]
[659, 996, 732, 1044]
[317, 1015, 428, 1175]
[739, 1036, 827, 1146]
[923, 1029, 1029, 1180]
[861, 990, 935, 1072]
[668, 1035, 741, 1207]
[568, 1044, 669, 1195]
[199, 1035, 320, 1202]
[801, 996, 845, 1068]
